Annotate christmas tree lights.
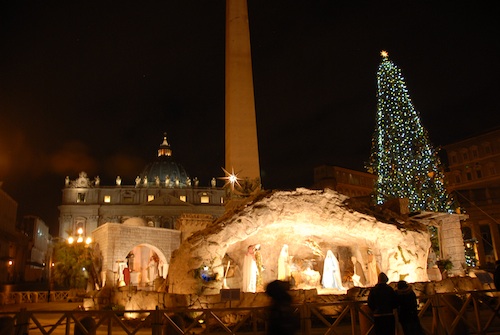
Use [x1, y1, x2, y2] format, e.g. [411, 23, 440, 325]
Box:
[368, 51, 454, 213]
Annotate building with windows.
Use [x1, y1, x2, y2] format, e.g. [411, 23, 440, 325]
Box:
[442, 128, 500, 267]
[59, 135, 226, 239]
[0, 184, 25, 283]
[18, 215, 50, 282]
[311, 165, 376, 197]
[58, 135, 227, 288]
[1, 186, 51, 284]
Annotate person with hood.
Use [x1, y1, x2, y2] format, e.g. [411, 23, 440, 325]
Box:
[396, 280, 423, 335]
[367, 272, 398, 335]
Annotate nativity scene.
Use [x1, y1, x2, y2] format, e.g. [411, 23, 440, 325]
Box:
[168, 188, 465, 296]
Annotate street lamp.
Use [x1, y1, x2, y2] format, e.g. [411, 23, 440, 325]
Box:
[51, 230, 95, 290]
[68, 228, 92, 246]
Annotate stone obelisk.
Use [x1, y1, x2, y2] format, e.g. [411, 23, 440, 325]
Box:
[225, 0, 261, 194]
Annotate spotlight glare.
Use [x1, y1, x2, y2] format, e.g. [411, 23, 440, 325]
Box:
[221, 167, 242, 189]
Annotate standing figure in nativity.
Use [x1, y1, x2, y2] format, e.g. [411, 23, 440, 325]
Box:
[427, 247, 437, 268]
[426, 247, 442, 281]
[123, 266, 130, 286]
[367, 249, 380, 287]
[135, 176, 141, 187]
[117, 261, 127, 286]
[254, 244, 264, 289]
[278, 244, 291, 281]
[148, 256, 159, 284]
[351, 256, 367, 287]
[242, 245, 258, 293]
[322, 250, 346, 290]
[158, 259, 168, 279]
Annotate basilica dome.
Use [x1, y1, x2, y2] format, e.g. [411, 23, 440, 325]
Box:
[139, 134, 190, 187]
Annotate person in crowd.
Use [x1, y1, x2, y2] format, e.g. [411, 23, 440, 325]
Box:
[494, 260, 500, 289]
[396, 280, 424, 335]
[265, 280, 298, 335]
[367, 272, 399, 335]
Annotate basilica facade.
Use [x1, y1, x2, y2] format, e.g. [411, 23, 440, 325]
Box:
[58, 134, 227, 288]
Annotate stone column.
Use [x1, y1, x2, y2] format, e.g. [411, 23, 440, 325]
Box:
[439, 215, 466, 276]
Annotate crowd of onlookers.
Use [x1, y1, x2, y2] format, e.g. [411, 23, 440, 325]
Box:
[265, 272, 425, 335]
[367, 272, 423, 335]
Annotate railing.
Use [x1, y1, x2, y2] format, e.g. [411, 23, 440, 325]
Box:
[0, 291, 70, 305]
[1, 289, 500, 334]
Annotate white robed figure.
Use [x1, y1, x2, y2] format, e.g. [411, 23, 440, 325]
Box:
[366, 250, 379, 287]
[277, 244, 290, 280]
[242, 245, 258, 292]
[322, 250, 345, 290]
[148, 256, 159, 284]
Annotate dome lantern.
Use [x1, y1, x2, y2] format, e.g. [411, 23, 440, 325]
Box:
[158, 133, 172, 157]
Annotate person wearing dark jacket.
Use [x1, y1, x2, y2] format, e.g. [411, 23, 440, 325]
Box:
[396, 280, 423, 335]
[494, 260, 500, 290]
[367, 272, 398, 335]
[265, 280, 298, 335]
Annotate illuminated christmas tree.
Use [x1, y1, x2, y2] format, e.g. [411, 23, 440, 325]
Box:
[368, 51, 453, 213]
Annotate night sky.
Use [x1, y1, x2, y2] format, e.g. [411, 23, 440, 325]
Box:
[1, 1, 499, 234]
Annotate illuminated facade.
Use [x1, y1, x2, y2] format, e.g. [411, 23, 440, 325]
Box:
[443, 128, 500, 267]
[58, 135, 227, 240]
[58, 135, 227, 288]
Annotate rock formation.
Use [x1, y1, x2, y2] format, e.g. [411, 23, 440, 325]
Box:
[169, 188, 430, 295]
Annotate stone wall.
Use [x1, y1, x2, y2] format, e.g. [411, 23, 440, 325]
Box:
[176, 213, 215, 241]
[92, 222, 181, 286]
[103, 275, 492, 319]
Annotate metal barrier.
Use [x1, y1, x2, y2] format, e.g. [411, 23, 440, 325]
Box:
[1, 289, 500, 334]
